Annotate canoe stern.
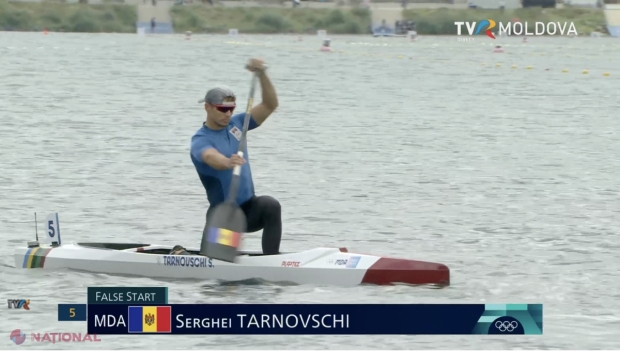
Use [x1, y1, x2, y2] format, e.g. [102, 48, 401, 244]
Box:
[361, 257, 450, 287]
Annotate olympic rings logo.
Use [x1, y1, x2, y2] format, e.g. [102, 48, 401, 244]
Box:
[495, 320, 519, 332]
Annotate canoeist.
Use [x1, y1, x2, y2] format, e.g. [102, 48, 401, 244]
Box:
[172, 58, 281, 256]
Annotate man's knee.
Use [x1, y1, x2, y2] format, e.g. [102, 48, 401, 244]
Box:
[259, 195, 281, 215]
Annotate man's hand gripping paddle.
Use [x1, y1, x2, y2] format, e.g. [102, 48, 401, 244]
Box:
[200, 73, 258, 263]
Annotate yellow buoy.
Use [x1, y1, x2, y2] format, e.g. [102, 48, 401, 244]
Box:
[526, 66, 532, 70]
[603, 72, 610, 76]
[511, 64, 517, 69]
[496, 63, 501, 67]
[562, 69, 568, 73]
[582, 70, 589, 74]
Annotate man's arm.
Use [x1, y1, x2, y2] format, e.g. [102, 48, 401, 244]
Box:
[250, 71, 278, 126]
[191, 138, 231, 171]
[202, 149, 232, 170]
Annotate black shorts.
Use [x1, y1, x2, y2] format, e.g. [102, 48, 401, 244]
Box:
[205, 195, 282, 255]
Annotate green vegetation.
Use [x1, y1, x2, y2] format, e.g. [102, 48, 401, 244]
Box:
[0, 0, 606, 35]
[169, 6, 371, 34]
[402, 8, 607, 35]
[0, 0, 136, 32]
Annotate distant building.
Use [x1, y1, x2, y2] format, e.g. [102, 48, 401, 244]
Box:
[604, 2, 620, 36]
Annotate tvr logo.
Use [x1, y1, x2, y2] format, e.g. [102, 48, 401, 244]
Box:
[7, 299, 31, 310]
[454, 19, 496, 39]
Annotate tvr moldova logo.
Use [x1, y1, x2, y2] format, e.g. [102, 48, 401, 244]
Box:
[454, 19, 497, 40]
[475, 19, 496, 39]
[455, 19, 578, 40]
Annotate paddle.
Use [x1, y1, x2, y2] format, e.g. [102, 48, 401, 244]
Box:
[199, 72, 259, 263]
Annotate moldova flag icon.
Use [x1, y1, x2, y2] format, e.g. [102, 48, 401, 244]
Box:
[127, 306, 172, 333]
[208, 227, 241, 248]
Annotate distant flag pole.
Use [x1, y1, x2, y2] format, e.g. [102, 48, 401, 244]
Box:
[34, 213, 38, 242]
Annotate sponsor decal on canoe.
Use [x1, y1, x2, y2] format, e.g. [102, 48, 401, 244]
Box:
[346, 256, 361, 268]
[22, 248, 53, 269]
[327, 257, 361, 268]
[159, 256, 214, 268]
[281, 261, 300, 268]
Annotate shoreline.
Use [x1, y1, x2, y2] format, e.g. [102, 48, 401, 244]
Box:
[0, 31, 611, 37]
[0, 1, 608, 36]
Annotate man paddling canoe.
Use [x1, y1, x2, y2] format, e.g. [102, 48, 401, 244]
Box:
[171, 58, 281, 257]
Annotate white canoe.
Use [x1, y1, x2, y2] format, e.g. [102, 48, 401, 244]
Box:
[14, 213, 450, 287]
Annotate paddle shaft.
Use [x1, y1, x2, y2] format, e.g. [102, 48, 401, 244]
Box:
[225, 72, 258, 203]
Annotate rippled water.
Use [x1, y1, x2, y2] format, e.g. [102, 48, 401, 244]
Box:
[1, 32, 619, 349]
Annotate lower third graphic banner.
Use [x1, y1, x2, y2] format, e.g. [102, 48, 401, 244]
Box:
[87, 303, 542, 335]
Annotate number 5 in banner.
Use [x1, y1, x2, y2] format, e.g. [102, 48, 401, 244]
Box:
[58, 304, 86, 321]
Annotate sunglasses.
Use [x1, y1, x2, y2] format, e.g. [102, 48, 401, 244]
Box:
[212, 104, 236, 113]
